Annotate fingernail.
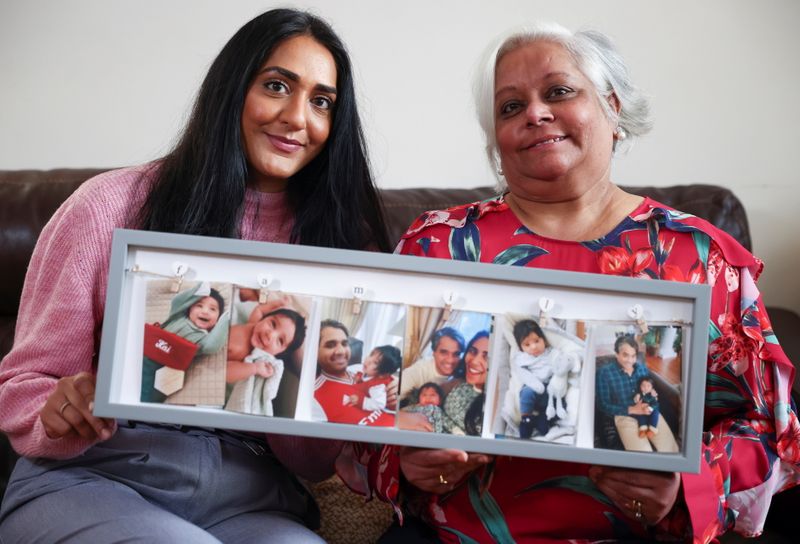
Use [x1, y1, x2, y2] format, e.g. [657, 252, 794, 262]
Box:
[88, 401, 94, 412]
[100, 429, 111, 440]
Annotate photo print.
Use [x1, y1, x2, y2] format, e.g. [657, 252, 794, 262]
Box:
[490, 314, 585, 445]
[224, 287, 312, 418]
[398, 307, 493, 436]
[591, 323, 683, 453]
[312, 297, 406, 427]
[141, 280, 232, 406]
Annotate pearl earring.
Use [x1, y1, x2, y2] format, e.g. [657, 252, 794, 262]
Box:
[614, 126, 628, 141]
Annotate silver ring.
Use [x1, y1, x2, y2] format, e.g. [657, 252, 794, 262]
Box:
[58, 400, 71, 415]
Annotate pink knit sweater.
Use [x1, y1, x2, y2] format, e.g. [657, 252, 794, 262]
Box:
[0, 164, 297, 459]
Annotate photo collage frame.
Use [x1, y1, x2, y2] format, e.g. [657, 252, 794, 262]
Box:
[96, 230, 710, 472]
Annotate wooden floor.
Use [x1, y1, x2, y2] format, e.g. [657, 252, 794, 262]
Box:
[644, 352, 682, 385]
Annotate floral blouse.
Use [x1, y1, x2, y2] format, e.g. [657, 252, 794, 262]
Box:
[338, 195, 800, 543]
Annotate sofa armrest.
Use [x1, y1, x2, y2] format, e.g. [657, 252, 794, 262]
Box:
[766, 306, 800, 400]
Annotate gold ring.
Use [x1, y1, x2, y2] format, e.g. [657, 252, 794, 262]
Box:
[631, 499, 644, 521]
[439, 474, 448, 485]
[58, 400, 71, 415]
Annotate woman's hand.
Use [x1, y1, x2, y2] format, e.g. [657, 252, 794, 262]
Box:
[399, 447, 491, 494]
[40, 372, 114, 441]
[589, 466, 680, 526]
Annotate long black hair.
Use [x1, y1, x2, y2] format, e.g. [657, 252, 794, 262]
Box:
[138, 8, 390, 251]
[452, 330, 490, 380]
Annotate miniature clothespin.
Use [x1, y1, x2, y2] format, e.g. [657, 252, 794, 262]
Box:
[538, 297, 555, 328]
[170, 262, 189, 292]
[257, 274, 273, 304]
[628, 304, 649, 334]
[351, 286, 365, 315]
[442, 290, 458, 323]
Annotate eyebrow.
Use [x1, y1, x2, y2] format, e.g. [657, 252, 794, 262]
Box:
[260, 66, 337, 96]
[494, 71, 574, 99]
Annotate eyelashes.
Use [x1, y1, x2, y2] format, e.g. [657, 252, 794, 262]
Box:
[496, 85, 577, 117]
[261, 79, 335, 113]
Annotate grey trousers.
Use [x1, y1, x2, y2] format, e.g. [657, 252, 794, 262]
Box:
[0, 422, 323, 543]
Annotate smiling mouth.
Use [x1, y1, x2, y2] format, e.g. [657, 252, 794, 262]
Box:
[267, 134, 304, 153]
[526, 136, 566, 149]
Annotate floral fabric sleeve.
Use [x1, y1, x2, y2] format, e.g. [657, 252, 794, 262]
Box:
[680, 241, 800, 541]
[335, 442, 403, 518]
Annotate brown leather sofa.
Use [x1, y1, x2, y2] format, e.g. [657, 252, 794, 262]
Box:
[1, 168, 798, 541]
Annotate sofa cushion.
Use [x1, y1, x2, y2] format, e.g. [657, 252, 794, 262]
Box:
[0, 169, 103, 317]
[379, 183, 752, 253]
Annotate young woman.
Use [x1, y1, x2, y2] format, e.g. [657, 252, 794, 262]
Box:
[0, 8, 388, 542]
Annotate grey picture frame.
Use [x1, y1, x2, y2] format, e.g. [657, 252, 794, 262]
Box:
[95, 228, 711, 473]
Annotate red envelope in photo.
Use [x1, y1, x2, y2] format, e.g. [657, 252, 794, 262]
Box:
[143, 323, 199, 370]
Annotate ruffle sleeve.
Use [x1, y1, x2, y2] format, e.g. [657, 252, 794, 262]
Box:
[681, 238, 800, 540]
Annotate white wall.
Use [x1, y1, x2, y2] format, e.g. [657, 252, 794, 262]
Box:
[2, 0, 798, 316]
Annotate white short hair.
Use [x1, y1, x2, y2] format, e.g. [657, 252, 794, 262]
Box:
[473, 22, 652, 187]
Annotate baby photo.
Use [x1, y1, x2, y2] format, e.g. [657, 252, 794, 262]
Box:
[311, 298, 406, 427]
[591, 324, 683, 453]
[141, 280, 231, 406]
[398, 307, 493, 436]
[224, 287, 311, 418]
[490, 314, 585, 445]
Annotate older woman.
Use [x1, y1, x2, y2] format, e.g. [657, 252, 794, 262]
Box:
[346, 22, 800, 541]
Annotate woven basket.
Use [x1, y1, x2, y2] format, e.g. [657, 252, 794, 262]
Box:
[308, 476, 394, 544]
